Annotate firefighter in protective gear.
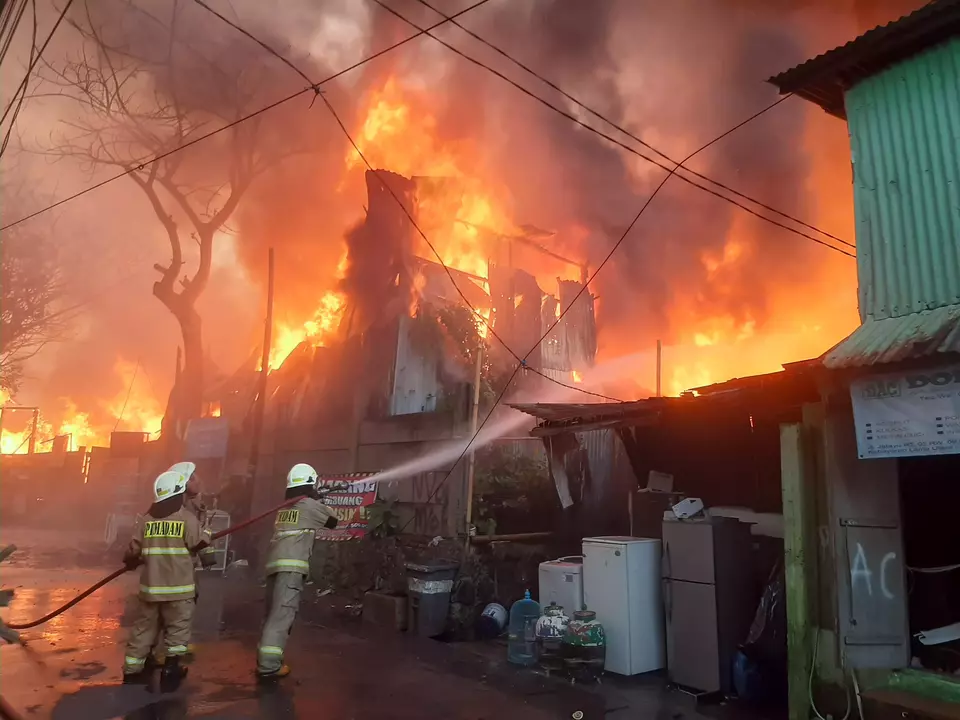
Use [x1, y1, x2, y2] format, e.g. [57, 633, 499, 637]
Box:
[122, 470, 212, 691]
[169, 461, 206, 518]
[256, 463, 337, 680]
[151, 461, 215, 664]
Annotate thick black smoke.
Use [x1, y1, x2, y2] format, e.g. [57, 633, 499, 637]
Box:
[14, 0, 928, 422]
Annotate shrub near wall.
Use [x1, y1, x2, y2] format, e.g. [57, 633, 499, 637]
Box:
[308, 535, 552, 639]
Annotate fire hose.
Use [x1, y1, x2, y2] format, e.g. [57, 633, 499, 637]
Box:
[0, 488, 351, 720]
[6, 495, 306, 631]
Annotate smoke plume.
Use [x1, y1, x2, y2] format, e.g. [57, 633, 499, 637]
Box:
[4, 0, 928, 435]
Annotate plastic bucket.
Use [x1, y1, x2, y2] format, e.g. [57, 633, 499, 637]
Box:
[476, 602, 507, 638]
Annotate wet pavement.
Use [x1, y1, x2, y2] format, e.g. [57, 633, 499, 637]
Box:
[1, 531, 777, 720]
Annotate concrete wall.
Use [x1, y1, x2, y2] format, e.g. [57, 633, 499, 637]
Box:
[261, 410, 468, 539]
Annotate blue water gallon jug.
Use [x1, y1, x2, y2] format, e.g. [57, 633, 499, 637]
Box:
[507, 590, 541, 666]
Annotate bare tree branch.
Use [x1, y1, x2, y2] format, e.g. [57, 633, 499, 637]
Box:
[23, 0, 296, 420]
[0, 179, 71, 393]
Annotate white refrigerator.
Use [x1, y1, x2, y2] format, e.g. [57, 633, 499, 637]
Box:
[583, 536, 665, 676]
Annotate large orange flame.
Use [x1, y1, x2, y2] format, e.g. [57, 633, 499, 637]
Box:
[267, 251, 349, 370]
[0, 360, 164, 454]
[345, 76, 512, 279]
[268, 76, 524, 369]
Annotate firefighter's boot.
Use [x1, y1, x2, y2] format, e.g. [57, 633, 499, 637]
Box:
[159, 656, 188, 693]
[257, 664, 291, 683]
[122, 670, 151, 685]
[154, 643, 196, 665]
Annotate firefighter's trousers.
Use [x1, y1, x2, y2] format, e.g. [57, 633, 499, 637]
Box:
[153, 589, 198, 659]
[123, 598, 194, 675]
[153, 595, 199, 660]
[256, 571, 304, 674]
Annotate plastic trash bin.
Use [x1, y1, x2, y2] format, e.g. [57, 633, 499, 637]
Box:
[405, 561, 459, 638]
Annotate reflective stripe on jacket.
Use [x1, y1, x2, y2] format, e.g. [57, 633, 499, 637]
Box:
[128, 507, 211, 602]
[262, 497, 335, 577]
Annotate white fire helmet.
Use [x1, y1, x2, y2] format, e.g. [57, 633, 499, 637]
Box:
[286, 463, 318, 490]
[154, 470, 188, 503]
[168, 461, 196, 481]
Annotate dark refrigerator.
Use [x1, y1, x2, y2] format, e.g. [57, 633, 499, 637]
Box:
[662, 515, 754, 696]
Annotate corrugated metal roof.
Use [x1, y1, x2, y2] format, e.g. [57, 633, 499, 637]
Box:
[848, 37, 960, 320]
[823, 303, 960, 368]
[509, 399, 668, 425]
[767, 0, 960, 119]
[511, 366, 820, 430]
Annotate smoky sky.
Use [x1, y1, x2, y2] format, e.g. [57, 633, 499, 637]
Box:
[9, 0, 928, 420]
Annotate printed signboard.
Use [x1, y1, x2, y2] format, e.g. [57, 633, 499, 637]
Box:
[184, 418, 230, 459]
[316, 474, 379, 542]
[850, 366, 960, 458]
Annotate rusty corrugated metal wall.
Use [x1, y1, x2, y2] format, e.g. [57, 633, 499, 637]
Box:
[846, 37, 960, 322]
[576, 428, 634, 536]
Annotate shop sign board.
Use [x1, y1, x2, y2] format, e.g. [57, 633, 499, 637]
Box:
[316, 474, 379, 541]
[850, 366, 960, 458]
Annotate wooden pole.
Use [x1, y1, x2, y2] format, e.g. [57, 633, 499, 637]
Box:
[27, 409, 38, 454]
[464, 339, 484, 548]
[469, 531, 553, 544]
[656, 339, 662, 397]
[247, 248, 275, 488]
[781, 422, 814, 720]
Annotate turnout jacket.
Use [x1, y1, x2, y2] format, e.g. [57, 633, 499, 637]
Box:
[183, 493, 217, 567]
[263, 497, 336, 576]
[126, 507, 212, 602]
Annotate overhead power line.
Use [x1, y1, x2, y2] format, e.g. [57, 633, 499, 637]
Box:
[190, 0, 623, 403]
[0, 0, 495, 233]
[318, 92, 622, 402]
[0, 0, 75, 158]
[0, 0, 29, 71]
[0, 0, 32, 74]
[373, 0, 856, 259]
[398, 91, 802, 533]
[191, 0, 801, 526]
[412, 0, 855, 252]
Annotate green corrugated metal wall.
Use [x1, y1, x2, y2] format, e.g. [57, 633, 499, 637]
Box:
[846, 37, 960, 322]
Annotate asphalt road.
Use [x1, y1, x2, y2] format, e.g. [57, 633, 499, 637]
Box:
[0, 531, 768, 720]
[1, 563, 609, 719]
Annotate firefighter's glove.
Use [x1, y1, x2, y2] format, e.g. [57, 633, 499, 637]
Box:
[123, 553, 143, 571]
[324, 516, 338, 530]
[198, 546, 218, 568]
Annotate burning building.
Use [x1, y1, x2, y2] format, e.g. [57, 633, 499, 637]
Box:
[257, 167, 597, 420]
[8, 0, 922, 472]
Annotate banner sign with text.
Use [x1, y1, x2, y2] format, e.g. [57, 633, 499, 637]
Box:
[316, 473, 379, 541]
[850, 366, 960, 459]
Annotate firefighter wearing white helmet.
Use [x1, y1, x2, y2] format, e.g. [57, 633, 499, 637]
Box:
[167, 461, 205, 517]
[166, 461, 213, 558]
[256, 462, 337, 681]
[119, 470, 212, 691]
[151, 460, 215, 666]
